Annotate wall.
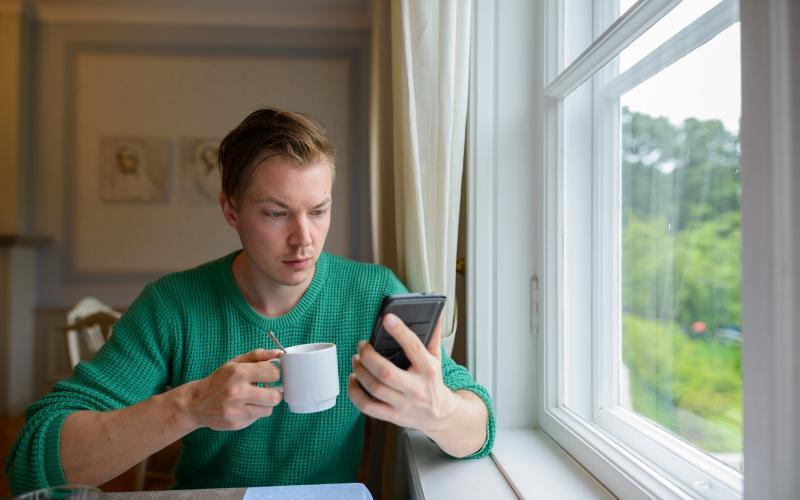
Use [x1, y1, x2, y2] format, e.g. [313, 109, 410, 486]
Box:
[33, 2, 371, 308]
[0, 2, 29, 234]
[0, 0, 39, 415]
[2, 0, 372, 411]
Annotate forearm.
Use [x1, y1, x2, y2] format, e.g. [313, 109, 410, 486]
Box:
[425, 390, 488, 458]
[60, 383, 197, 486]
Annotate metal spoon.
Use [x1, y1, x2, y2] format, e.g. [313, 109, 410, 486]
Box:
[267, 330, 287, 353]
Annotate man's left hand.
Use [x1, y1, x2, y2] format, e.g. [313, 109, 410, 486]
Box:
[348, 313, 460, 435]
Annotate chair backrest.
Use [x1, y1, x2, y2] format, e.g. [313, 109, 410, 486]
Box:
[64, 297, 122, 369]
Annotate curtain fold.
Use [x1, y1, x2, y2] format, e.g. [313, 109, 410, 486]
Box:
[369, 0, 397, 271]
[367, 3, 471, 495]
[385, 0, 472, 356]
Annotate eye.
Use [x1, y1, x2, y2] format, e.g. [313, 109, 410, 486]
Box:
[311, 209, 328, 217]
[263, 210, 286, 218]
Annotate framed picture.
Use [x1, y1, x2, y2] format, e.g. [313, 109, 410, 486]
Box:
[181, 137, 222, 205]
[100, 137, 171, 203]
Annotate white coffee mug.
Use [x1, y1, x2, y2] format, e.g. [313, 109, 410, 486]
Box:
[273, 342, 339, 413]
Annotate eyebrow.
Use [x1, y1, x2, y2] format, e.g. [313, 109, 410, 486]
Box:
[257, 197, 331, 209]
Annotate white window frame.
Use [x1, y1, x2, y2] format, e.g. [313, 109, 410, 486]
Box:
[541, 0, 745, 497]
[593, 0, 744, 494]
[466, 0, 800, 497]
[739, 1, 800, 498]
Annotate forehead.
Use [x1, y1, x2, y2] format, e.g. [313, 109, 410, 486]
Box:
[242, 157, 333, 205]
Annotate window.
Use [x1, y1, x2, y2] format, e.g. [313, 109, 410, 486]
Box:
[469, 0, 799, 497]
[541, 0, 742, 497]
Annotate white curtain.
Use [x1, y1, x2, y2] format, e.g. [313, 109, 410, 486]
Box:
[366, 3, 472, 495]
[389, 0, 472, 355]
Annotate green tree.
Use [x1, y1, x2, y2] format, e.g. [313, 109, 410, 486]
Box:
[673, 212, 741, 328]
[623, 314, 742, 452]
[620, 108, 743, 454]
[622, 212, 741, 329]
[622, 108, 740, 232]
[621, 107, 741, 331]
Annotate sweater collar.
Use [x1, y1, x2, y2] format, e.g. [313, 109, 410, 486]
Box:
[220, 250, 329, 331]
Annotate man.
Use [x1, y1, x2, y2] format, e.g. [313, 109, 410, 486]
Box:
[6, 108, 495, 494]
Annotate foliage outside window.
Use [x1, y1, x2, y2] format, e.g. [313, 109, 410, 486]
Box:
[621, 107, 742, 461]
[547, 0, 744, 496]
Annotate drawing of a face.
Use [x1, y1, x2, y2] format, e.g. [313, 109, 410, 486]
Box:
[201, 145, 218, 173]
[116, 146, 140, 175]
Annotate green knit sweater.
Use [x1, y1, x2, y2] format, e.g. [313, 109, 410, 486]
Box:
[6, 251, 495, 494]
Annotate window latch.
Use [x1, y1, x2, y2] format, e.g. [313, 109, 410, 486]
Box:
[530, 275, 540, 336]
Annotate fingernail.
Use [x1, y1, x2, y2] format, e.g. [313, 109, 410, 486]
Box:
[357, 340, 366, 348]
[386, 314, 397, 327]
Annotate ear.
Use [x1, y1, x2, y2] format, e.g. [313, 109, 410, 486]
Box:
[219, 192, 239, 230]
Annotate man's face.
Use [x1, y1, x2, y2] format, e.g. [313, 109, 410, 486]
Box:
[221, 156, 332, 288]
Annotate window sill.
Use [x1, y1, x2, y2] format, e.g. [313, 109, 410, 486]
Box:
[399, 428, 613, 499]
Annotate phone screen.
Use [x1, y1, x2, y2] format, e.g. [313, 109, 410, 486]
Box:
[369, 293, 446, 369]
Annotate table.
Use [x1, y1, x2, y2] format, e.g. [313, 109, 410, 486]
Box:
[105, 483, 372, 499]
[106, 489, 244, 500]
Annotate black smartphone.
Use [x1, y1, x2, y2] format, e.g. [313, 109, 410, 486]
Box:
[369, 293, 446, 370]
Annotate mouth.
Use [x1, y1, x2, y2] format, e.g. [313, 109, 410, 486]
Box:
[283, 257, 313, 270]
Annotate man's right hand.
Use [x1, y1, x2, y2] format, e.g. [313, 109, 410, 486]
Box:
[179, 348, 283, 431]
[58, 348, 283, 486]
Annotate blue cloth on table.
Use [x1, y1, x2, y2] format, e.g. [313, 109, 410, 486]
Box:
[243, 483, 372, 500]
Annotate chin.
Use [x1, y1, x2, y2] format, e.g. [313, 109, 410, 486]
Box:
[277, 270, 313, 287]
[280, 278, 311, 287]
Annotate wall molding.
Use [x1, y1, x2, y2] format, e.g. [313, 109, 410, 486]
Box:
[0, 0, 31, 15]
[30, 0, 369, 28]
[0, 234, 50, 247]
[41, 23, 370, 285]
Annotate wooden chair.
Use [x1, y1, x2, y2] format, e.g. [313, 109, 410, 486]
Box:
[63, 297, 121, 370]
[63, 298, 151, 490]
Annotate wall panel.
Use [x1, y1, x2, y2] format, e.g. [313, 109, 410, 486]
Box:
[34, 23, 370, 306]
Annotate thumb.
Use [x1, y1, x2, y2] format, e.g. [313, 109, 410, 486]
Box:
[427, 312, 444, 359]
[231, 348, 281, 364]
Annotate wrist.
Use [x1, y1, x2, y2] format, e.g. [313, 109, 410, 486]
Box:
[423, 389, 462, 438]
[159, 382, 201, 435]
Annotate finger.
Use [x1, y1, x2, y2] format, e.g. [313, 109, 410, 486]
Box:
[244, 404, 274, 420]
[231, 349, 282, 364]
[240, 360, 281, 383]
[381, 313, 430, 368]
[351, 354, 404, 406]
[356, 341, 413, 391]
[427, 312, 444, 359]
[348, 373, 396, 422]
[242, 386, 282, 407]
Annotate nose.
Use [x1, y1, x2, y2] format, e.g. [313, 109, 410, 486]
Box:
[288, 215, 312, 248]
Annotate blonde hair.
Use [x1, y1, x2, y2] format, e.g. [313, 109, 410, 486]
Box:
[218, 107, 336, 203]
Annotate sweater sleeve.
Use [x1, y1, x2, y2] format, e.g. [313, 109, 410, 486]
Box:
[381, 268, 496, 460]
[4, 283, 175, 495]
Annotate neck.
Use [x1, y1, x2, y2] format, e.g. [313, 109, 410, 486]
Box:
[231, 252, 314, 317]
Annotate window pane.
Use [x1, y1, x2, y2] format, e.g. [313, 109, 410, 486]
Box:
[559, 0, 680, 71]
[619, 0, 725, 73]
[563, 76, 595, 419]
[563, 0, 628, 70]
[563, 0, 595, 70]
[619, 22, 742, 472]
[564, 1, 726, 74]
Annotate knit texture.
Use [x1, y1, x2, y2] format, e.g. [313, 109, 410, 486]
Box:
[6, 251, 496, 494]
